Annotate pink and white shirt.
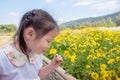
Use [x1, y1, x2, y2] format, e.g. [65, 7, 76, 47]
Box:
[0, 44, 43, 80]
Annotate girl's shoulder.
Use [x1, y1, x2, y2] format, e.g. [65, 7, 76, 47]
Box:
[0, 44, 27, 67]
[0, 44, 14, 66]
[0, 44, 12, 73]
[0, 44, 43, 67]
[0, 44, 14, 59]
[0, 44, 9, 59]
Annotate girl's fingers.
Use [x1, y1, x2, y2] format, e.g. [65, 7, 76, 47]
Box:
[56, 57, 63, 62]
[55, 54, 60, 58]
[55, 54, 58, 57]
[54, 54, 63, 62]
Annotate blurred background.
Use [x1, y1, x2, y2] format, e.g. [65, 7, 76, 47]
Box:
[0, 0, 120, 80]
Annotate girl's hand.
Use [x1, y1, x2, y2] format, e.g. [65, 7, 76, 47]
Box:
[39, 54, 63, 79]
[48, 54, 63, 69]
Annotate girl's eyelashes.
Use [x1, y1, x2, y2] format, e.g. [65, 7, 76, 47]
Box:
[47, 39, 53, 43]
[47, 40, 50, 43]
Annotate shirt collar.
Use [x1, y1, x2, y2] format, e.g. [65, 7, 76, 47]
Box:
[2, 44, 38, 67]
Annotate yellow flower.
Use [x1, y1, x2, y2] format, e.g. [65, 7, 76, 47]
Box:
[102, 74, 111, 80]
[108, 70, 115, 77]
[87, 55, 92, 60]
[95, 38, 99, 40]
[116, 56, 120, 62]
[97, 43, 100, 47]
[81, 49, 86, 53]
[100, 71, 107, 75]
[107, 59, 115, 64]
[91, 72, 99, 80]
[50, 49, 57, 54]
[64, 50, 70, 58]
[103, 47, 107, 50]
[90, 49, 94, 53]
[116, 77, 120, 80]
[55, 38, 61, 43]
[96, 53, 101, 58]
[86, 65, 91, 69]
[93, 55, 97, 59]
[100, 64, 107, 71]
[70, 55, 76, 62]
[66, 28, 71, 33]
[101, 54, 106, 58]
[92, 41, 97, 46]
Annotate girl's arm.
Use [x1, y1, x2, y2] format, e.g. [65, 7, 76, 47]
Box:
[38, 54, 63, 80]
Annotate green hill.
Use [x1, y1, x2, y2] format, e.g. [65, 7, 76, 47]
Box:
[61, 11, 120, 28]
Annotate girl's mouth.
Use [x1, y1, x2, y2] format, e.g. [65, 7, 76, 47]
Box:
[42, 50, 46, 52]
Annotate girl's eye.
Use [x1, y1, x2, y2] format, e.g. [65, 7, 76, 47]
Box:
[47, 40, 50, 43]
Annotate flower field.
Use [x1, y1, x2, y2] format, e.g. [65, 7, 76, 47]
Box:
[45, 27, 120, 80]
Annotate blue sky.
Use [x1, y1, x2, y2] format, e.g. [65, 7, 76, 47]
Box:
[0, 0, 120, 26]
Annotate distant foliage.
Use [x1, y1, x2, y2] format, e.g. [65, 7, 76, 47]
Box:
[116, 14, 120, 26]
[61, 12, 120, 29]
[64, 17, 117, 29]
[0, 24, 17, 33]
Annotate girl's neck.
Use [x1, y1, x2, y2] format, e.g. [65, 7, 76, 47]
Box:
[11, 41, 22, 53]
[11, 41, 31, 53]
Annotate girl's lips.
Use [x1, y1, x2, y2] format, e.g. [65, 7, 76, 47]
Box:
[42, 50, 46, 52]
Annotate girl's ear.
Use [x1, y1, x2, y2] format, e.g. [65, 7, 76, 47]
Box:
[24, 27, 36, 40]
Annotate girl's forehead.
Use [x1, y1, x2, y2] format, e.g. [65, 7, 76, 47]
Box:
[44, 29, 59, 39]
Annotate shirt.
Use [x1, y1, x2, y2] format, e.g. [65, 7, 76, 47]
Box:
[0, 44, 43, 80]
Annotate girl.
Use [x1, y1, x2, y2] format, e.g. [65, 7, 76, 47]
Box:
[0, 9, 63, 80]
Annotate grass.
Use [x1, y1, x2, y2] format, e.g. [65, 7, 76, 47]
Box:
[0, 36, 12, 47]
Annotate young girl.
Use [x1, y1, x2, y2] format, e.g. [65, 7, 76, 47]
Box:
[0, 9, 63, 80]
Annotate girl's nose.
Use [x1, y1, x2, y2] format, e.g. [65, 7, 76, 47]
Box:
[47, 44, 50, 48]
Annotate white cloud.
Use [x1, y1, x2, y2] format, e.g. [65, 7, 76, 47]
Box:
[74, 0, 98, 7]
[56, 17, 65, 24]
[56, 17, 80, 24]
[74, 0, 119, 11]
[69, 17, 80, 21]
[8, 12, 20, 16]
[45, 0, 54, 3]
[92, 0, 118, 10]
[74, 1, 91, 6]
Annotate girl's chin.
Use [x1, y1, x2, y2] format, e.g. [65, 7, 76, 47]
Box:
[41, 51, 45, 54]
[31, 50, 45, 54]
[31, 51, 41, 54]
[42, 50, 46, 53]
[36, 51, 45, 54]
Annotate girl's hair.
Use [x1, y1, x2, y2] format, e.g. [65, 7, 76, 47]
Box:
[13, 9, 59, 57]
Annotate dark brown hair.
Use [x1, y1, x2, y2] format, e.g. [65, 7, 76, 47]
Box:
[14, 9, 59, 57]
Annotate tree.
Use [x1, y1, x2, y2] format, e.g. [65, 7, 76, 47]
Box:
[116, 14, 120, 26]
[81, 22, 92, 27]
[0, 24, 17, 33]
[106, 17, 116, 27]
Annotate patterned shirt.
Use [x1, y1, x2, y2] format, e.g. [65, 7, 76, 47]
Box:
[0, 44, 42, 80]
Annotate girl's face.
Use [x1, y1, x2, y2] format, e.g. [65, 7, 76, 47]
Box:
[24, 27, 59, 54]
